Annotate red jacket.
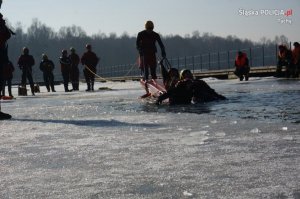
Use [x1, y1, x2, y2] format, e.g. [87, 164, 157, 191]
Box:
[235, 53, 249, 68]
[292, 46, 300, 64]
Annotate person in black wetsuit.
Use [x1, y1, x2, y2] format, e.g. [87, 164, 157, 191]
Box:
[156, 65, 226, 105]
[156, 67, 193, 105]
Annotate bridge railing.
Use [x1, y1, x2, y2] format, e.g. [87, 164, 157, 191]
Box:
[98, 43, 283, 79]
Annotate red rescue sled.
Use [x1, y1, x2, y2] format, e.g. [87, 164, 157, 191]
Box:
[0, 96, 14, 100]
[140, 79, 166, 98]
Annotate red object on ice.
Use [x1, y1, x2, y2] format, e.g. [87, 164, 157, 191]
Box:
[140, 79, 166, 98]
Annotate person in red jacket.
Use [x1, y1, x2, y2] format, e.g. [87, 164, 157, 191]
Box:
[69, 47, 80, 91]
[234, 51, 250, 81]
[0, 61, 14, 97]
[81, 44, 99, 91]
[276, 44, 293, 78]
[18, 47, 35, 95]
[136, 20, 166, 98]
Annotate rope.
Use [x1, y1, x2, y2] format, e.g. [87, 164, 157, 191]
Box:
[84, 63, 138, 89]
[84, 65, 107, 81]
[84, 63, 137, 81]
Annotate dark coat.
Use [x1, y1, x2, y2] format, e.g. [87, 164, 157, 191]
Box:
[81, 51, 99, 73]
[40, 59, 55, 74]
[1, 61, 14, 80]
[18, 54, 35, 72]
[59, 56, 71, 73]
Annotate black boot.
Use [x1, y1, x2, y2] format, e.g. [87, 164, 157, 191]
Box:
[245, 75, 249, 81]
[51, 84, 56, 92]
[0, 111, 12, 120]
[91, 82, 94, 91]
[86, 83, 91, 92]
[8, 87, 13, 97]
[30, 85, 35, 96]
[64, 85, 71, 92]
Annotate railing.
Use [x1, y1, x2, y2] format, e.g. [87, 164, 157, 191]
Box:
[25, 42, 297, 83]
[98, 44, 282, 79]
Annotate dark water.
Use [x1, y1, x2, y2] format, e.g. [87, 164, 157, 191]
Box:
[137, 78, 300, 124]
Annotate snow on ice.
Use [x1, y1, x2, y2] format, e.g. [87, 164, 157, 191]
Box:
[0, 78, 299, 198]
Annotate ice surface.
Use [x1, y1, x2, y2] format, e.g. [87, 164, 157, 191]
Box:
[0, 78, 299, 199]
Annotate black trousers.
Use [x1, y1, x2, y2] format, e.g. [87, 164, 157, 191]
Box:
[43, 72, 55, 91]
[21, 69, 34, 88]
[62, 70, 70, 91]
[1, 78, 12, 96]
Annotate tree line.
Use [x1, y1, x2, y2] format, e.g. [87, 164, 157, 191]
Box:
[6, 19, 289, 82]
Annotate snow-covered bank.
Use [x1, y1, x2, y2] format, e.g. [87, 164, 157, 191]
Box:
[0, 78, 299, 198]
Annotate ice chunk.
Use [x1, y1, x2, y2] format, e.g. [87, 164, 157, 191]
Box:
[250, 128, 261, 133]
[183, 190, 193, 196]
[211, 120, 218, 124]
[230, 121, 238, 124]
[283, 136, 294, 141]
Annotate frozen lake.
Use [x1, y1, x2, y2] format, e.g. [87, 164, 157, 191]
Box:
[0, 77, 299, 199]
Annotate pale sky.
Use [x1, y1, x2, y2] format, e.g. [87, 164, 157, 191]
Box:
[1, 0, 299, 42]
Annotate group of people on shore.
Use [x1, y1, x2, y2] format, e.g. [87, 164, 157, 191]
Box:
[0, 10, 100, 119]
[276, 42, 300, 78]
[56, 44, 99, 93]
[1, 44, 99, 97]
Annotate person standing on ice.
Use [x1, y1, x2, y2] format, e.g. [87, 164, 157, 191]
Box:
[276, 45, 292, 78]
[234, 51, 250, 81]
[0, 13, 15, 98]
[59, 49, 72, 92]
[0, 11, 14, 119]
[292, 42, 300, 78]
[136, 20, 166, 98]
[18, 47, 36, 96]
[39, 54, 56, 92]
[1, 60, 14, 97]
[69, 47, 80, 91]
[81, 44, 99, 92]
